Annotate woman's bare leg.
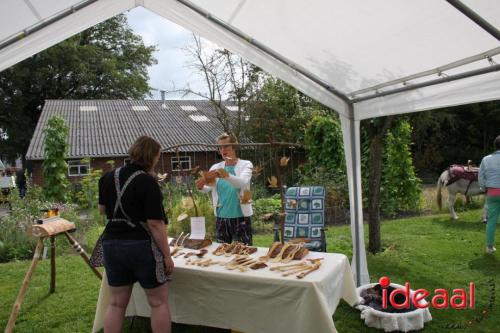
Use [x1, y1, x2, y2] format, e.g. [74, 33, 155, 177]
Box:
[144, 283, 171, 333]
[104, 285, 133, 333]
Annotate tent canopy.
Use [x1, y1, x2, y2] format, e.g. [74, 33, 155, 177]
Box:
[1, 0, 499, 285]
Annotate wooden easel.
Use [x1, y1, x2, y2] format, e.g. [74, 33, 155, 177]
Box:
[5, 217, 102, 333]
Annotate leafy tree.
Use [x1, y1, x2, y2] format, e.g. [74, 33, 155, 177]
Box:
[0, 14, 156, 163]
[304, 115, 344, 172]
[299, 114, 348, 210]
[245, 78, 310, 143]
[361, 116, 423, 253]
[380, 119, 422, 216]
[361, 116, 394, 253]
[409, 100, 500, 175]
[42, 116, 69, 202]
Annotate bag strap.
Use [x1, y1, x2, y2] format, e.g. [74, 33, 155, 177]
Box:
[111, 167, 146, 227]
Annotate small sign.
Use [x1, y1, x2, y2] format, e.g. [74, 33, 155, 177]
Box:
[190, 217, 206, 240]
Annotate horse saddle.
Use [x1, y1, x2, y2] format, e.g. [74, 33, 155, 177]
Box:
[448, 164, 478, 184]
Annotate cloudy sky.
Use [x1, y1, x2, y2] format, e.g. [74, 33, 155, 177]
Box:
[126, 7, 208, 100]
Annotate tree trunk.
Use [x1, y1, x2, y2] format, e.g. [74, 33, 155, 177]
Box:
[366, 116, 393, 254]
[368, 133, 383, 253]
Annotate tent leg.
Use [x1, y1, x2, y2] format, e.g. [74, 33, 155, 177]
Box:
[340, 113, 369, 286]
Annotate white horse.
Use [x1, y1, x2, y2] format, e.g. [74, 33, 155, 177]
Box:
[436, 169, 487, 221]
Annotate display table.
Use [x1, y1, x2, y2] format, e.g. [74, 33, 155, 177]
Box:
[92, 243, 358, 333]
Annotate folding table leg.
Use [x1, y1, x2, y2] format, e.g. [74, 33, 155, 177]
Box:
[5, 238, 45, 333]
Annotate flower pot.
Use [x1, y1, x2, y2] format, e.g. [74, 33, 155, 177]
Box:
[356, 282, 432, 332]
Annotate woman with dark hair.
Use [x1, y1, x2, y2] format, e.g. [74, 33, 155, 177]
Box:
[98, 135, 173, 333]
[479, 135, 500, 254]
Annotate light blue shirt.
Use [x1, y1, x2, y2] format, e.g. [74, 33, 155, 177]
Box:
[479, 150, 500, 190]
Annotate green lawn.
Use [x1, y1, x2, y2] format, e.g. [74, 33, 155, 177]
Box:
[1, 209, 499, 332]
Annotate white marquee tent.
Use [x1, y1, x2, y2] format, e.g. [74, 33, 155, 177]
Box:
[1, 0, 499, 286]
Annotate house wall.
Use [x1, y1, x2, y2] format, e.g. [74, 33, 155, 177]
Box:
[28, 152, 221, 186]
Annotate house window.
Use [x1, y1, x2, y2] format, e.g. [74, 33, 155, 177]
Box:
[124, 158, 131, 166]
[68, 160, 90, 176]
[171, 156, 191, 171]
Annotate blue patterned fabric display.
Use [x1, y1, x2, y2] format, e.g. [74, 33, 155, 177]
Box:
[284, 186, 325, 251]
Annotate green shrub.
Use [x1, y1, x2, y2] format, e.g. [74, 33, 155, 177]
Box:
[74, 162, 102, 210]
[0, 184, 79, 262]
[252, 195, 281, 233]
[83, 223, 105, 253]
[300, 114, 349, 214]
[42, 116, 69, 202]
[251, 181, 272, 200]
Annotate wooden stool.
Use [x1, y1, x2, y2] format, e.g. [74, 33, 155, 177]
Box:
[5, 216, 102, 333]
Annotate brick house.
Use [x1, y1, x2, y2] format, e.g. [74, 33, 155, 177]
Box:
[25, 99, 240, 186]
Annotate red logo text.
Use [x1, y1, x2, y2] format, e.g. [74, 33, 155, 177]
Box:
[379, 276, 475, 309]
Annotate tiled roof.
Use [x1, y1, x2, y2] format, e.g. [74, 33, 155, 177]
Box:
[26, 100, 239, 160]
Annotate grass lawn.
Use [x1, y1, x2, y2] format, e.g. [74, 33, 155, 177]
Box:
[1, 209, 499, 332]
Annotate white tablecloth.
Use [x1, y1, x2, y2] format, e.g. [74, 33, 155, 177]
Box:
[92, 243, 358, 333]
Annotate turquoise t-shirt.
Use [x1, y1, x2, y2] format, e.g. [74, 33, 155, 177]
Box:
[216, 166, 243, 218]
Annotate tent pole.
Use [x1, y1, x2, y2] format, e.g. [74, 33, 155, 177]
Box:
[349, 47, 500, 98]
[0, 0, 98, 51]
[348, 106, 361, 287]
[352, 64, 500, 103]
[446, 0, 500, 42]
[340, 110, 364, 286]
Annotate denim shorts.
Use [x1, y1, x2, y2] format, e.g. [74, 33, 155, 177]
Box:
[102, 239, 165, 289]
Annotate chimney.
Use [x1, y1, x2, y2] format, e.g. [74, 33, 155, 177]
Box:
[161, 90, 166, 107]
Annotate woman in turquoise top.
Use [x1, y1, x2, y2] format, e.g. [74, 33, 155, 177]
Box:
[196, 133, 254, 245]
[479, 135, 500, 254]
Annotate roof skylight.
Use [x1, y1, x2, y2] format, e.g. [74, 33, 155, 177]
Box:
[189, 115, 210, 122]
[132, 105, 149, 111]
[80, 106, 97, 111]
[181, 105, 197, 111]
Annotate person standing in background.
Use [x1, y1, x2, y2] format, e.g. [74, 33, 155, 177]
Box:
[479, 135, 500, 254]
[15, 168, 26, 198]
[196, 133, 254, 245]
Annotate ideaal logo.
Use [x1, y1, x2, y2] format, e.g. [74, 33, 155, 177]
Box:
[379, 276, 475, 309]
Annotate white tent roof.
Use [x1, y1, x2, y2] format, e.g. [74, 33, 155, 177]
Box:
[1, 0, 499, 285]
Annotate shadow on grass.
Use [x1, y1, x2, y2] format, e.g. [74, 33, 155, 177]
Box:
[121, 317, 230, 333]
[14, 292, 52, 325]
[469, 255, 500, 276]
[430, 216, 484, 232]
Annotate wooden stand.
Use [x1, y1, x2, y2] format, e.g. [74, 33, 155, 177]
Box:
[5, 217, 102, 333]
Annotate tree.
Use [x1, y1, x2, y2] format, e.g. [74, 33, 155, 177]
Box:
[380, 119, 422, 216]
[304, 115, 344, 171]
[0, 14, 156, 163]
[183, 35, 262, 137]
[300, 114, 348, 208]
[244, 77, 311, 144]
[362, 116, 394, 254]
[409, 100, 500, 174]
[42, 116, 69, 202]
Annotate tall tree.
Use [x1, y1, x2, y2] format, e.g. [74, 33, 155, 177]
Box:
[244, 77, 311, 144]
[183, 35, 262, 138]
[42, 116, 69, 202]
[380, 119, 422, 216]
[362, 116, 394, 253]
[0, 14, 156, 163]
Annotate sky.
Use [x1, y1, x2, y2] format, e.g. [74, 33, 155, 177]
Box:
[126, 7, 209, 100]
